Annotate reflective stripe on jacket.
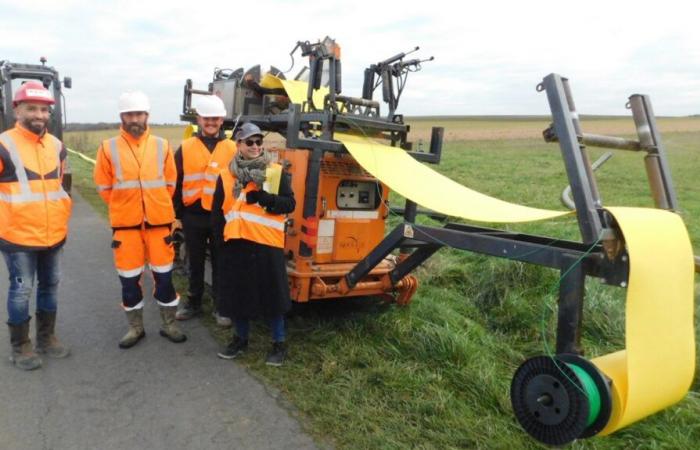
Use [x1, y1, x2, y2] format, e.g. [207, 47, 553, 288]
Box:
[219, 168, 285, 248]
[0, 125, 72, 248]
[94, 128, 176, 228]
[181, 136, 236, 211]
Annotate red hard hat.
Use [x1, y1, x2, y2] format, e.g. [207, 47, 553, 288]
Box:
[13, 81, 55, 107]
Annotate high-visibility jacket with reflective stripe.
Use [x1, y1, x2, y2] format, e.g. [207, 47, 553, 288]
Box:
[220, 167, 286, 248]
[94, 128, 176, 228]
[180, 136, 236, 211]
[0, 125, 72, 248]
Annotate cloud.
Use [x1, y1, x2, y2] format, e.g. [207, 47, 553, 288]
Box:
[3, 0, 700, 122]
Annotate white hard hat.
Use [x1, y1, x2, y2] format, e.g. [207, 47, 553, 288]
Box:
[195, 95, 227, 118]
[118, 91, 150, 113]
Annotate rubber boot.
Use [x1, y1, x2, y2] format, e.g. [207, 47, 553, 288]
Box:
[159, 306, 187, 343]
[8, 318, 42, 370]
[119, 309, 145, 349]
[35, 310, 70, 358]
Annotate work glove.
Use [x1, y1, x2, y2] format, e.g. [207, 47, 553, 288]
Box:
[246, 190, 275, 208]
[171, 219, 184, 244]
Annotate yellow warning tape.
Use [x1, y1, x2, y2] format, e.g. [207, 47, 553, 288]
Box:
[66, 147, 96, 165]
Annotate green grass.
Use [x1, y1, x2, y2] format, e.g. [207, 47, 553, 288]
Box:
[66, 119, 700, 449]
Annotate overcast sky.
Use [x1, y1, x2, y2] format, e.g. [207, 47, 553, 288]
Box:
[3, 0, 699, 123]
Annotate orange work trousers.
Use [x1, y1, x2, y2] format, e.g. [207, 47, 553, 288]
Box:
[111, 225, 178, 309]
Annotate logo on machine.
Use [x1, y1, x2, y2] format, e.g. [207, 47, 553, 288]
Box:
[338, 236, 364, 254]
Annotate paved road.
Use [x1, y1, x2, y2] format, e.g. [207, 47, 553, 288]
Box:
[0, 193, 318, 450]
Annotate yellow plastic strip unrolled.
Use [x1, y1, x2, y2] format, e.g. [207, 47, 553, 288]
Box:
[336, 132, 570, 223]
[280, 79, 329, 110]
[593, 207, 695, 434]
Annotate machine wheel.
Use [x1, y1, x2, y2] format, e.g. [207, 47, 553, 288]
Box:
[510, 354, 611, 446]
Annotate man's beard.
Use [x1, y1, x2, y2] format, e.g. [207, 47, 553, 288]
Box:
[21, 117, 47, 135]
[124, 121, 146, 137]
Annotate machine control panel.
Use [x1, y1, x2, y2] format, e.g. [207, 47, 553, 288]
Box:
[336, 180, 380, 209]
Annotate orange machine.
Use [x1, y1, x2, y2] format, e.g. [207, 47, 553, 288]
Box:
[181, 37, 433, 305]
[275, 148, 418, 303]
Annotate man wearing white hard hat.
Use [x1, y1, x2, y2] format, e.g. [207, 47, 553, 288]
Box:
[93, 91, 186, 348]
[173, 95, 236, 324]
[0, 81, 72, 370]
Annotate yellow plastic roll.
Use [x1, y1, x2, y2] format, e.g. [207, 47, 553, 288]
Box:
[336, 132, 570, 223]
[261, 72, 285, 90]
[593, 207, 695, 434]
[264, 163, 282, 195]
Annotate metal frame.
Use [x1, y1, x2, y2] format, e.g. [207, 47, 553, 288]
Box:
[182, 58, 639, 355]
[334, 73, 640, 355]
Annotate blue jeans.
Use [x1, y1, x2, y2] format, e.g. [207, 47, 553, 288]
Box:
[235, 316, 285, 343]
[1, 247, 62, 325]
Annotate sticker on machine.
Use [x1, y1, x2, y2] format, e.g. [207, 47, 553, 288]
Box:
[317, 236, 333, 254]
[326, 210, 379, 219]
[316, 220, 335, 254]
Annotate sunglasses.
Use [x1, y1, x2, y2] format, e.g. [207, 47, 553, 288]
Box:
[243, 138, 263, 147]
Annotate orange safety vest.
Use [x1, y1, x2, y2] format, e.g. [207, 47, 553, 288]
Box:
[94, 129, 176, 228]
[220, 166, 286, 248]
[0, 125, 72, 248]
[181, 136, 236, 211]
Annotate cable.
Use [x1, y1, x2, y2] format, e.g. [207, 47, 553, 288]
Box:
[539, 236, 602, 397]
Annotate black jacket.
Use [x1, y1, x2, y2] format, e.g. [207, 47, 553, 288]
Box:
[211, 171, 295, 318]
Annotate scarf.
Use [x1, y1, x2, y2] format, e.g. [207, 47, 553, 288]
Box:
[229, 150, 270, 199]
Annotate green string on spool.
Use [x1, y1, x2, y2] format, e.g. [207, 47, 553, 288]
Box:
[566, 363, 601, 427]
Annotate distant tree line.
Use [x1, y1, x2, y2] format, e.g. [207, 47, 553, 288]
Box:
[66, 123, 182, 131]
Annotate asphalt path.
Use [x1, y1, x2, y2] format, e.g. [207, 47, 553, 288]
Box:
[0, 192, 318, 450]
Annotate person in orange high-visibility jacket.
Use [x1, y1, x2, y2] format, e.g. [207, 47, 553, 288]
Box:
[212, 123, 295, 367]
[93, 91, 186, 349]
[172, 95, 236, 325]
[0, 81, 72, 370]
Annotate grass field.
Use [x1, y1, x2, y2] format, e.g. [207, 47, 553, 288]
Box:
[66, 117, 700, 449]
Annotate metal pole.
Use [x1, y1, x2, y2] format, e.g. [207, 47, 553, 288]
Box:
[540, 74, 603, 244]
[561, 78, 602, 207]
[628, 94, 678, 210]
[556, 255, 585, 355]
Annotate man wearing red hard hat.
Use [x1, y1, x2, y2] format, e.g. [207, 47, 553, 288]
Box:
[0, 81, 72, 370]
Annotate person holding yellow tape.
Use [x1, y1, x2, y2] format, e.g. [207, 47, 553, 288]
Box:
[213, 123, 295, 366]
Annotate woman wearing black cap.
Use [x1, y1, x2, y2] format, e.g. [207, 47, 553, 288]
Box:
[212, 123, 295, 366]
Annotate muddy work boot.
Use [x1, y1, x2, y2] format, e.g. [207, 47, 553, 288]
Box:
[119, 309, 145, 349]
[159, 306, 187, 343]
[8, 318, 42, 370]
[35, 310, 70, 358]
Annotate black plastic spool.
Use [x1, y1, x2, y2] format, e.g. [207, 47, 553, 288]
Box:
[510, 355, 612, 446]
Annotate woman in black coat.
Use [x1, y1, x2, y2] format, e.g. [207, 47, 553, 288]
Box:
[212, 123, 295, 366]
